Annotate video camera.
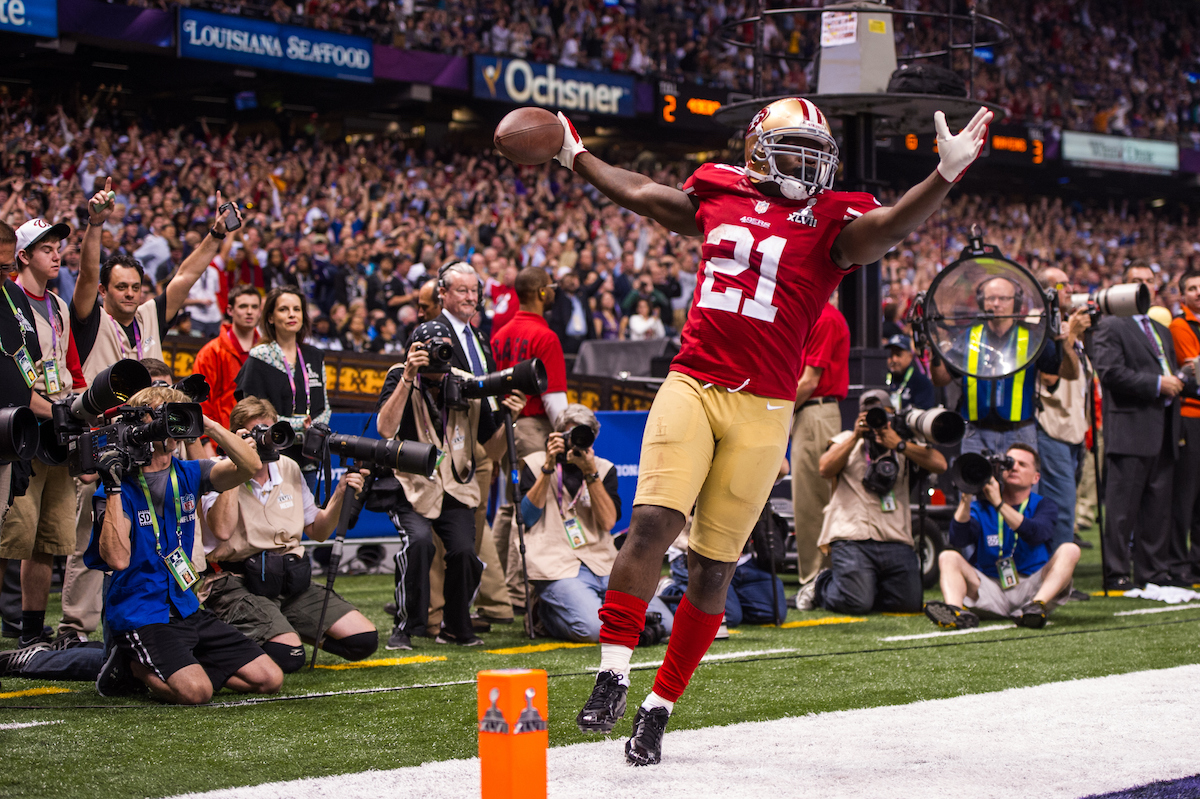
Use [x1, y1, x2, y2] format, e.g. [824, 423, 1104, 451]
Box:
[439, 358, 549, 412]
[74, 402, 205, 476]
[949, 450, 1016, 495]
[302, 423, 439, 479]
[1067, 283, 1149, 327]
[248, 422, 295, 464]
[556, 424, 596, 464]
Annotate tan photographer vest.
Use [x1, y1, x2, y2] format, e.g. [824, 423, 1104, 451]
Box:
[83, 299, 164, 383]
[220, 456, 308, 562]
[519, 450, 617, 582]
[396, 368, 482, 518]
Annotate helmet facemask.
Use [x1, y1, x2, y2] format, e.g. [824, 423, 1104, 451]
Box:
[756, 129, 839, 201]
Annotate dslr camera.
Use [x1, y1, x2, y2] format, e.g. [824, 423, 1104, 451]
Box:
[73, 402, 205, 476]
[556, 424, 596, 464]
[1067, 282, 1149, 327]
[302, 424, 438, 479]
[247, 421, 295, 464]
[438, 358, 549, 412]
[860, 404, 965, 496]
[950, 449, 1016, 495]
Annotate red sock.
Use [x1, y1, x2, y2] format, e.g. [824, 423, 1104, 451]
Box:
[652, 596, 723, 702]
[598, 590, 648, 650]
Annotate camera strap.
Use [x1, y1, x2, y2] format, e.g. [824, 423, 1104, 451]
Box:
[283, 344, 311, 415]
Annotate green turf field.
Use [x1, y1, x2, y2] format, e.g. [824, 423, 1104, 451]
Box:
[2, 527, 1198, 799]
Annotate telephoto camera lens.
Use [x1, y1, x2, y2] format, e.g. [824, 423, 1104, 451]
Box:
[459, 358, 548, 400]
[70, 359, 152, 419]
[901, 407, 966, 446]
[0, 406, 39, 462]
[864, 407, 890, 430]
[327, 434, 439, 478]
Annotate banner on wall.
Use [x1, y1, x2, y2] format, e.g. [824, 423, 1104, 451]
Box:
[472, 56, 635, 116]
[178, 8, 373, 83]
[324, 411, 648, 539]
[0, 0, 57, 38]
[1061, 131, 1178, 175]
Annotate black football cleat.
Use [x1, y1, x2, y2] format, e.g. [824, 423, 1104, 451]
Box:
[625, 706, 670, 766]
[1016, 600, 1048, 629]
[576, 670, 628, 733]
[924, 601, 979, 630]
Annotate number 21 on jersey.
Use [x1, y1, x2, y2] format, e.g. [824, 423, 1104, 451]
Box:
[696, 223, 786, 323]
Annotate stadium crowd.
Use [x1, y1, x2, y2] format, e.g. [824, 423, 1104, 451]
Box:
[108, 0, 1200, 143]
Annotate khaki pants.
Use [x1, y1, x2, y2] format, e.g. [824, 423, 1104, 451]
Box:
[790, 402, 843, 584]
[0, 462, 76, 559]
[492, 415, 553, 608]
[58, 478, 105, 635]
[1076, 435, 1102, 532]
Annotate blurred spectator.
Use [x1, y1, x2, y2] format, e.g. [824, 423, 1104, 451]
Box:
[621, 297, 665, 341]
[194, 286, 263, 434]
[884, 334, 935, 411]
[1169, 268, 1200, 582]
[548, 266, 594, 354]
[593, 290, 622, 341]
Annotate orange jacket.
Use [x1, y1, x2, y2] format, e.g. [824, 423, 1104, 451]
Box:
[193, 323, 259, 429]
[1169, 307, 1200, 419]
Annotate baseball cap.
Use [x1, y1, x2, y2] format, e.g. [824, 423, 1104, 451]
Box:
[15, 218, 71, 254]
[858, 389, 893, 410]
[884, 334, 912, 351]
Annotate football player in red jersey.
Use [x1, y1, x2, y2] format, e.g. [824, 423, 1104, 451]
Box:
[552, 97, 992, 765]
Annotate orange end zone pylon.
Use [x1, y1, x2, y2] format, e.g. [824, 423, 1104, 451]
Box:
[478, 668, 549, 799]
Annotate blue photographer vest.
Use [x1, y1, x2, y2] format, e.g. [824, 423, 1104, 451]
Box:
[960, 323, 1038, 423]
[84, 458, 203, 632]
[969, 493, 1047, 578]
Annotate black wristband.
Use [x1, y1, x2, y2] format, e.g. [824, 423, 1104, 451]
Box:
[540, 464, 554, 475]
[586, 471, 601, 483]
[209, 227, 226, 240]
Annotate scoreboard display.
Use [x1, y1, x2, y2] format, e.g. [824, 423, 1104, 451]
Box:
[888, 124, 1046, 167]
[657, 81, 728, 131]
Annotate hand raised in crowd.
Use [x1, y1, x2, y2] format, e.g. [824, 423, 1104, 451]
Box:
[88, 176, 115, 226]
[210, 190, 243, 238]
[981, 477, 1003, 509]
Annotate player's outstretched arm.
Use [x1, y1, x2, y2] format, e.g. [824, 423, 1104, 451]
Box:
[554, 113, 700, 237]
[831, 106, 992, 270]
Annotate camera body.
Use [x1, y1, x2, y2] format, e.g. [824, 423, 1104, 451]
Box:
[431, 358, 550, 412]
[949, 449, 1016, 495]
[414, 341, 455, 375]
[556, 424, 596, 464]
[638, 611, 668, 647]
[249, 421, 295, 463]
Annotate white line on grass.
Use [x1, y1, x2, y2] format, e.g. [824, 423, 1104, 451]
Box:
[164, 664, 1200, 799]
[879, 623, 1011, 641]
[630, 647, 796, 670]
[0, 720, 62, 730]
[1113, 602, 1200, 616]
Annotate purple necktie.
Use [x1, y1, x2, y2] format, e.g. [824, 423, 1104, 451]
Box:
[1141, 317, 1163, 359]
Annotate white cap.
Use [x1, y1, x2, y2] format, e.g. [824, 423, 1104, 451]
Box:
[15, 218, 71, 254]
[555, 265, 573, 279]
[406, 263, 428, 283]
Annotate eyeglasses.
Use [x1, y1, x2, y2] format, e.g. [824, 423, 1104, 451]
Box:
[984, 295, 1015, 303]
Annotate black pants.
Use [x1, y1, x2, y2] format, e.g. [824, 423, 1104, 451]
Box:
[389, 495, 482, 641]
[1170, 416, 1200, 578]
[1105, 446, 1175, 586]
[815, 539, 923, 615]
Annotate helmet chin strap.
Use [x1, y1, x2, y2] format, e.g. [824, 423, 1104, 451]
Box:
[775, 176, 812, 201]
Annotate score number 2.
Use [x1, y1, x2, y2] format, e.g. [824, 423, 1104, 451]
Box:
[696, 223, 785, 323]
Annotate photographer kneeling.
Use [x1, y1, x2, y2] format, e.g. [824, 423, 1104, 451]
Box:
[85, 387, 283, 704]
[200, 398, 378, 673]
[520, 405, 673, 643]
[377, 321, 525, 649]
[802, 390, 947, 615]
[927, 444, 1078, 630]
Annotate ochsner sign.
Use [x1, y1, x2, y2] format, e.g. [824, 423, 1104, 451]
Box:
[179, 9, 372, 83]
[473, 57, 634, 117]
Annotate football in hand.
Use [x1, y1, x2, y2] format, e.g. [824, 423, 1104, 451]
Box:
[494, 107, 564, 165]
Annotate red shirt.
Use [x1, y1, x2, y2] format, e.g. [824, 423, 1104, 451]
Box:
[489, 282, 519, 336]
[21, 284, 87, 390]
[672, 163, 878, 401]
[194, 323, 259, 429]
[491, 310, 567, 419]
[803, 301, 850, 400]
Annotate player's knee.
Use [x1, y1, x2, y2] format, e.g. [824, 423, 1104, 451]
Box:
[174, 681, 214, 705]
[938, 549, 963, 569]
[261, 641, 307, 674]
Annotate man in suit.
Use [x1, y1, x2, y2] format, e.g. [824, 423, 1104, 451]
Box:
[547, 266, 595, 355]
[1090, 262, 1184, 590]
[432, 262, 514, 628]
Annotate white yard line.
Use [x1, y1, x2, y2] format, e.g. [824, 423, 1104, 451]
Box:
[1113, 602, 1200, 617]
[879, 623, 1012, 642]
[165, 664, 1200, 799]
[630, 647, 797, 670]
[0, 720, 62, 730]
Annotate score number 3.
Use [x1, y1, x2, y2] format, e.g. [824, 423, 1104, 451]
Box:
[696, 223, 786, 323]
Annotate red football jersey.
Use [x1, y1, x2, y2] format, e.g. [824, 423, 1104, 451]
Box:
[672, 163, 879, 401]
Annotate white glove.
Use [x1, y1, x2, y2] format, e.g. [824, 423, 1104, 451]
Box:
[553, 111, 587, 171]
[934, 106, 993, 183]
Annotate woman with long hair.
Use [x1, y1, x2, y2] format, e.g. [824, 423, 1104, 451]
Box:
[593, 289, 622, 340]
[235, 287, 331, 488]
